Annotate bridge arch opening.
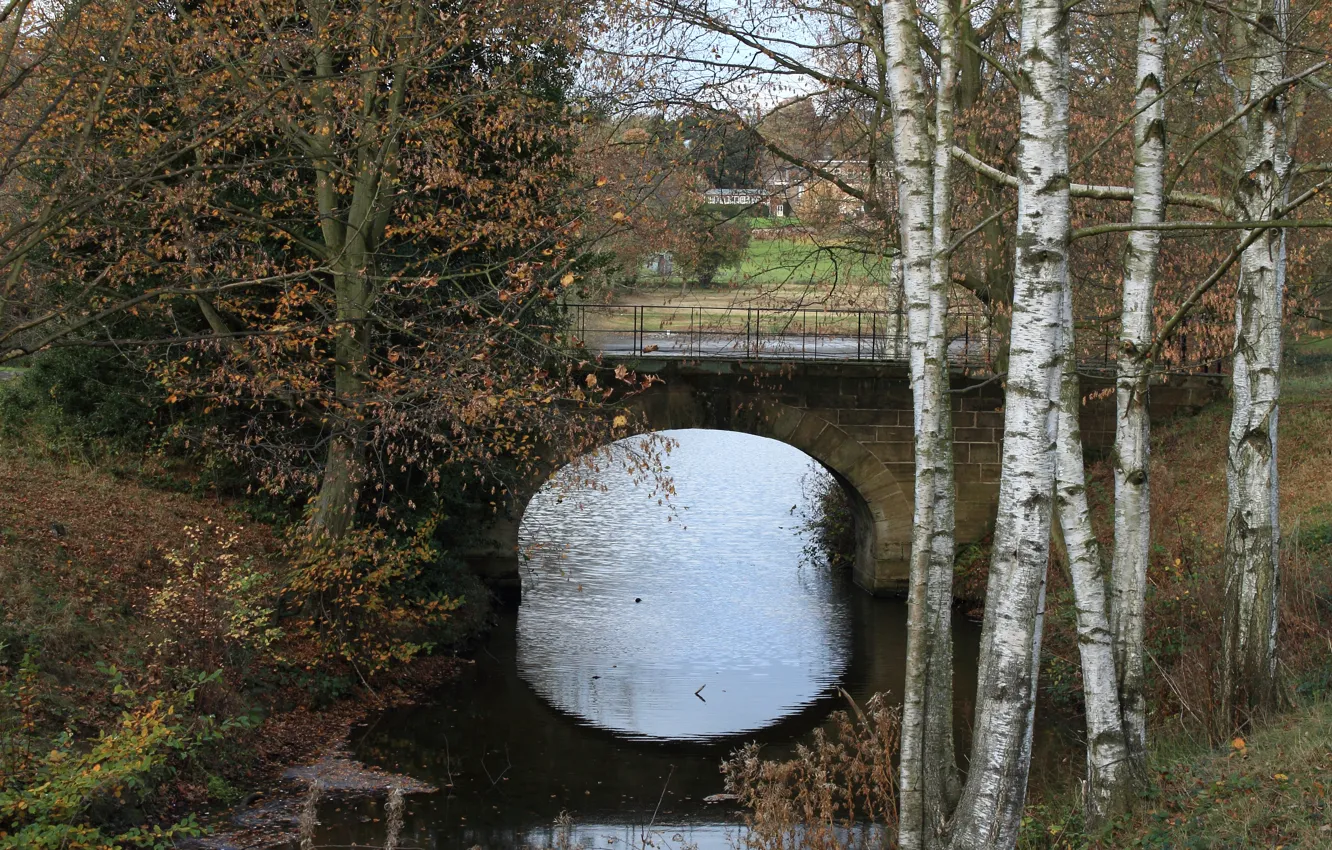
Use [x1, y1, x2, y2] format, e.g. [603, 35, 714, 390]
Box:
[473, 402, 913, 596]
[514, 429, 863, 741]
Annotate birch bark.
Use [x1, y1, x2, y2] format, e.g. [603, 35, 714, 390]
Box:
[1221, 0, 1289, 725]
[1110, 0, 1169, 782]
[921, 0, 961, 839]
[1054, 302, 1131, 827]
[878, 1, 958, 846]
[948, 0, 1069, 843]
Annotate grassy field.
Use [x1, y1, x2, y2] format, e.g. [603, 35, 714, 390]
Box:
[621, 237, 899, 311]
[716, 237, 895, 288]
[1021, 699, 1332, 848]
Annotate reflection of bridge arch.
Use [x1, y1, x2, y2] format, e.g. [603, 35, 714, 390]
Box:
[468, 360, 1226, 597]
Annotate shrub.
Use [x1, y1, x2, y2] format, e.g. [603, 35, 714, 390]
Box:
[282, 520, 466, 676]
[723, 693, 900, 850]
[0, 349, 162, 453]
[144, 521, 283, 677]
[798, 471, 856, 570]
[0, 662, 211, 850]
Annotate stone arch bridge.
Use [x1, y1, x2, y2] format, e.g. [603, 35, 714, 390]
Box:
[470, 359, 1224, 596]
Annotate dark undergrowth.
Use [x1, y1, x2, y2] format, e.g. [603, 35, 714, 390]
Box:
[0, 355, 491, 848]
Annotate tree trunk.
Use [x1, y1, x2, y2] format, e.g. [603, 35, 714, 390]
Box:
[1110, 0, 1169, 783]
[922, 0, 962, 839]
[948, 0, 1069, 842]
[310, 261, 371, 539]
[1221, 0, 1289, 727]
[879, 0, 959, 845]
[1054, 308, 1132, 827]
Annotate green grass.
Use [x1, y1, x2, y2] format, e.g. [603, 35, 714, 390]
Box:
[716, 237, 893, 287]
[745, 216, 805, 229]
[626, 238, 893, 291]
[1021, 698, 1332, 849]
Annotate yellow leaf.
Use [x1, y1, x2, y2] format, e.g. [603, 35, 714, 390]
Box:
[560, 273, 575, 287]
[612, 415, 627, 428]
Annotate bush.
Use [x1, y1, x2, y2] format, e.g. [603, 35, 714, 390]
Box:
[0, 662, 212, 850]
[723, 693, 900, 850]
[0, 349, 162, 453]
[798, 471, 856, 570]
[282, 521, 468, 676]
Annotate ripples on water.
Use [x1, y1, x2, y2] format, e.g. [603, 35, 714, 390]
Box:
[315, 430, 990, 850]
[517, 430, 851, 741]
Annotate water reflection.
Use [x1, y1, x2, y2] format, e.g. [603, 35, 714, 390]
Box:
[517, 431, 851, 741]
[315, 430, 987, 850]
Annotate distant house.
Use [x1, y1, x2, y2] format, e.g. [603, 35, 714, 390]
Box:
[761, 159, 874, 219]
[703, 188, 767, 208]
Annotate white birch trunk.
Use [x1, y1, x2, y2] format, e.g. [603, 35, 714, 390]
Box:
[1053, 301, 1132, 827]
[922, 0, 961, 839]
[1222, 0, 1288, 725]
[880, 1, 958, 846]
[1110, 0, 1169, 782]
[948, 0, 1069, 843]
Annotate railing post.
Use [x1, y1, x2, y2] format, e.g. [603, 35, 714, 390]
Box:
[964, 314, 970, 368]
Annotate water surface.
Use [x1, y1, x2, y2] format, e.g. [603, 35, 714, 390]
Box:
[312, 430, 988, 850]
[517, 431, 853, 741]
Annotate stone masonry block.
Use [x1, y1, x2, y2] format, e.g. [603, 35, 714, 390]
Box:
[842, 425, 879, 443]
[954, 427, 993, 443]
[811, 426, 867, 475]
[876, 425, 915, 443]
[758, 404, 807, 442]
[833, 408, 887, 427]
[871, 441, 914, 464]
[967, 443, 1000, 464]
[788, 413, 831, 453]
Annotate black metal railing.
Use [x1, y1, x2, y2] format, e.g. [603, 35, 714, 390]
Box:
[566, 303, 999, 369]
[564, 302, 1230, 375]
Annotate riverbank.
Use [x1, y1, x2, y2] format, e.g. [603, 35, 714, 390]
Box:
[0, 450, 475, 846]
[1020, 349, 1332, 845]
[1019, 696, 1332, 848]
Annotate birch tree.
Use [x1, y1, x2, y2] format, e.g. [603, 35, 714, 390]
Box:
[947, 0, 1069, 843]
[1221, 0, 1291, 725]
[875, 0, 962, 841]
[1109, 0, 1169, 784]
[599, 8, 970, 843]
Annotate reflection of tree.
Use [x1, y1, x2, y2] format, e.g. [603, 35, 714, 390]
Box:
[520, 432, 682, 582]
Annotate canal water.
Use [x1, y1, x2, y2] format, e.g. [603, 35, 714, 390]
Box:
[310, 430, 994, 849]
